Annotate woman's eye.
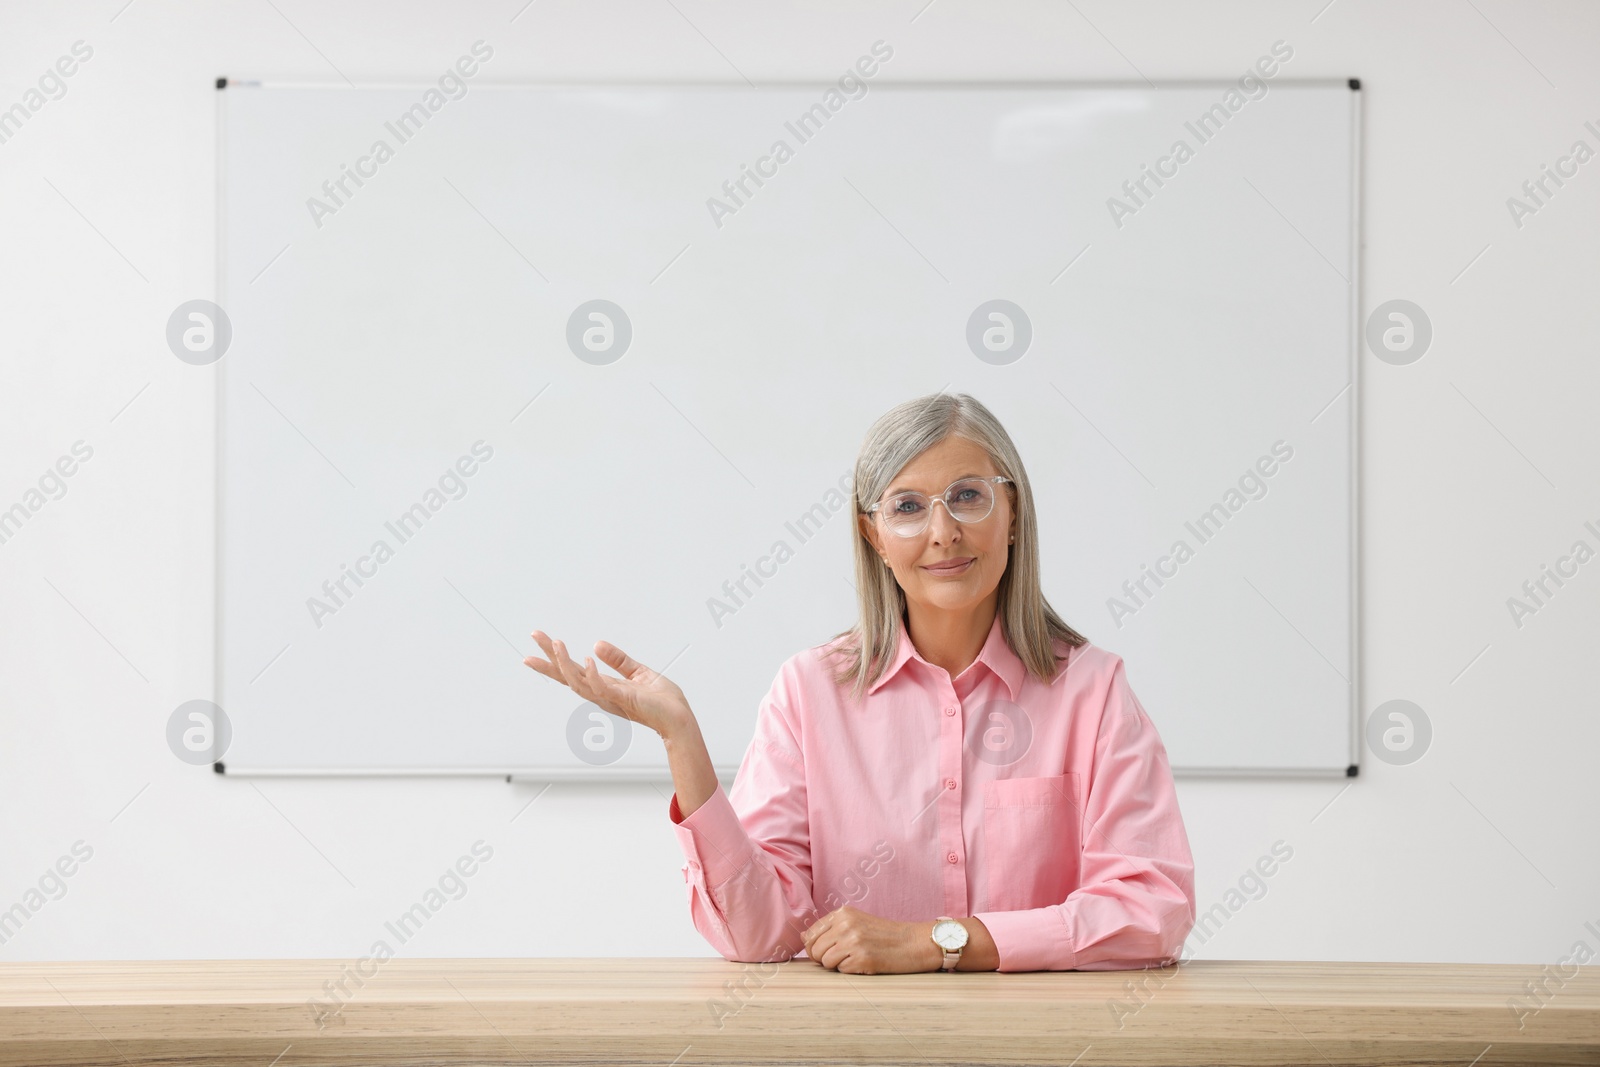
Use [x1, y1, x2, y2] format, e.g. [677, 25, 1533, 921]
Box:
[892, 498, 923, 514]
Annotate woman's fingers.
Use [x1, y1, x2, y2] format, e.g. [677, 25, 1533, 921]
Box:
[583, 657, 617, 708]
[527, 632, 638, 721]
[553, 639, 586, 690]
[582, 656, 627, 710]
[540, 636, 566, 678]
[559, 643, 615, 710]
[594, 640, 645, 680]
[565, 650, 624, 717]
[532, 632, 617, 681]
[529, 631, 581, 689]
[528, 632, 560, 675]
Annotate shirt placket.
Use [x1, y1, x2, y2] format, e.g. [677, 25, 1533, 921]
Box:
[937, 678, 969, 917]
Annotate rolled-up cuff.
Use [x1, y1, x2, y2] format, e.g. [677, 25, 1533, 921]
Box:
[971, 906, 1078, 973]
[670, 786, 755, 890]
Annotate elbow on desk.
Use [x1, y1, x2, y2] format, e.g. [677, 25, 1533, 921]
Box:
[1070, 889, 1195, 972]
[717, 943, 802, 966]
[1133, 890, 1197, 968]
[704, 920, 805, 966]
[1144, 895, 1197, 968]
[704, 920, 806, 967]
[684, 869, 811, 966]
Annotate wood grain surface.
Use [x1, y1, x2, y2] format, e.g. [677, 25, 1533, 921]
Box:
[0, 957, 1595, 1066]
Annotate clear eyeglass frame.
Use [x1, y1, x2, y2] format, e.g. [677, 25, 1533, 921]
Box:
[864, 475, 1012, 537]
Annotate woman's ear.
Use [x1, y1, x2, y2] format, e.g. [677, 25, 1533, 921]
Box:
[858, 513, 880, 557]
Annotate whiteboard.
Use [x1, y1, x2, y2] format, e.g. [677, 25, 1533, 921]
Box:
[214, 81, 1360, 777]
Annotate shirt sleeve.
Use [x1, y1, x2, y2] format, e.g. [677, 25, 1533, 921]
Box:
[972, 654, 1197, 973]
[667, 658, 818, 963]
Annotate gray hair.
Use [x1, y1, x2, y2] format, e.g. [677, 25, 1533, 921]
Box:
[824, 391, 1086, 700]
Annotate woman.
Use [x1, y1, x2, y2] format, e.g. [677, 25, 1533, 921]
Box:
[525, 392, 1196, 974]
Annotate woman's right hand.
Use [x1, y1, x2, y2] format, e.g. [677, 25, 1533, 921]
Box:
[524, 630, 694, 741]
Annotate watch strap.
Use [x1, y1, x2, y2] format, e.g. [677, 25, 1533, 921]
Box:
[934, 915, 963, 972]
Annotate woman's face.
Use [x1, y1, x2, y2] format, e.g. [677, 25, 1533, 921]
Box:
[857, 436, 1015, 618]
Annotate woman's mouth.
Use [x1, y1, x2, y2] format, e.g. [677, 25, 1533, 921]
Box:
[922, 557, 975, 576]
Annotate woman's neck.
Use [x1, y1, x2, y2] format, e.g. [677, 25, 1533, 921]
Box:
[903, 595, 998, 678]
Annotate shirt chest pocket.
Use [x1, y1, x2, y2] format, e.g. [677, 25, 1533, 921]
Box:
[980, 772, 1082, 912]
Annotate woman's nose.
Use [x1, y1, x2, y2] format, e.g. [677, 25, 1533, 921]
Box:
[926, 499, 961, 539]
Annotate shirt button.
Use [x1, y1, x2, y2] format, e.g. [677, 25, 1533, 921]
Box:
[945, 778, 956, 789]
[946, 852, 959, 864]
[944, 705, 956, 716]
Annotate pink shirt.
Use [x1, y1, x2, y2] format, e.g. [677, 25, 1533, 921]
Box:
[668, 612, 1197, 972]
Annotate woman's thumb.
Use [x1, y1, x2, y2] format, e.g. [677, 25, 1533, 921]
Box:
[596, 640, 646, 679]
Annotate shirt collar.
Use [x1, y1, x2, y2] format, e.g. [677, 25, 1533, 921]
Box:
[867, 611, 1025, 702]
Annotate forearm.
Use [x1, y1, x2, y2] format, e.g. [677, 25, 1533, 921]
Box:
[973, 878, 1194, 973]
[662, 713, 718, 819]
[665, 689, 815, 964]
[670, 752, 814, 962]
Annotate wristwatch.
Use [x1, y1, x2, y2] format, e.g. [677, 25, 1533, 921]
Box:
[930, 916, 968, 972]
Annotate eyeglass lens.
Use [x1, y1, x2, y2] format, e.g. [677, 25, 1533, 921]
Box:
[881, 479, 996, 534]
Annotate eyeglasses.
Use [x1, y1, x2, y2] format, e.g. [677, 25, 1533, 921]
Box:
[864, 475, 1012, 537]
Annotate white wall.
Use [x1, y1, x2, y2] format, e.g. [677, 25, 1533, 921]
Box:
[1, 0, 1596, 972]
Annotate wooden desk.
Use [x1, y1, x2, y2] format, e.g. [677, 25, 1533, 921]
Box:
[0, 958, 1595, 1066]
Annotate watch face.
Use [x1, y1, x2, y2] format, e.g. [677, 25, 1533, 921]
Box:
[933, 921, 968, 949]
